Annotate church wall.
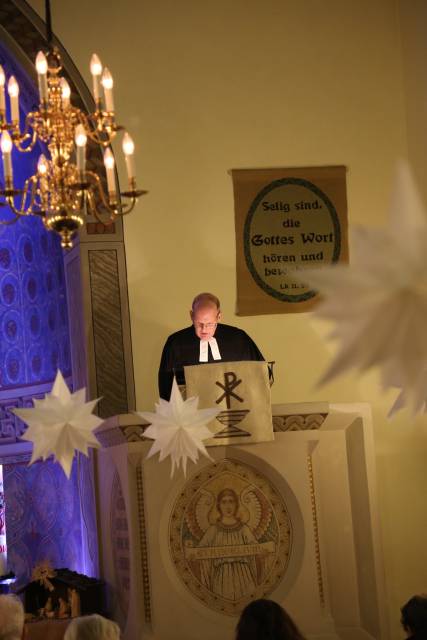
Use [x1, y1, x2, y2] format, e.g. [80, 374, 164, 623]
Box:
[26, 1, 427, 638]
[399, 0, 427, 204]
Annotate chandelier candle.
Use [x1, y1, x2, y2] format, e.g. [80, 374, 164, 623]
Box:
[0, 67, 5, 115]
[37, 155, 48, 198]
[1, 132, 13, 181]
[122, 132, 136, 183]
[37, 154, 48, 177]
[74, 125, 87, 174]
[90, 54, 102, 106]
[36, 51, 49, 102]
[7, 76, 19, 123]
[101, 68, 114, 112]
[104, 148, 116, 202]
[60, 78, 71, 109]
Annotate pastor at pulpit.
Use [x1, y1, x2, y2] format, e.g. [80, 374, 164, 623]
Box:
[158, 292, 265, 400]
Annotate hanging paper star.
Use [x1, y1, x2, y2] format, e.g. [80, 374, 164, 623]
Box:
[301, 161, 427, 415]
[137, 378, 220, 477]
[388, 367, 427, 417]
[13, 370, 103, 477]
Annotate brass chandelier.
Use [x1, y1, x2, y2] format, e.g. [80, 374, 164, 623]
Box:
[0, 2, 145, 249]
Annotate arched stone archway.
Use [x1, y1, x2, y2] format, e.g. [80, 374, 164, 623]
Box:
[0, 0, 136, 584]
[0, 0, 135, 426]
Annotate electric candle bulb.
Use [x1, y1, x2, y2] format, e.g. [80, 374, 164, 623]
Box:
[74, 124, 87, 174]
[37, 154, 48, 176]
[7, 76, 19, 123]
[60, 78, 71, 108]
[90, 54, 102, 103]
[90, 54, 102, 76]
[103, 148, 116, 200]
[1, 131, 13, 180]
[35, 51, 48, 74]
[35, 52, 48, 102]
[101, 68, 114, 112]
[0, 66, 5, 115]
[122, 132, 135, 156]
[1, 131, 13, 153]
[104, 148, 115, 169]
[122, 132, 136, 182]
[75, 125, 87, 147]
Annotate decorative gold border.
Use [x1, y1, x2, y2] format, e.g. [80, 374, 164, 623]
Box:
[307, 454, 325, 607]
[136, 465, 152, 623]
[96, 411, 328, 449]
[110, 471, 130, 618]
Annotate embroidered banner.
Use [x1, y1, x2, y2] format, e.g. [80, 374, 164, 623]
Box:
[231, 166, 348, 315]
[184, 361, 273, 446]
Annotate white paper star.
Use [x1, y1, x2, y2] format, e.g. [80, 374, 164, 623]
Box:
[13, 370, 103, 477]
[301, 161, 427, 415]
[137, 378, 220, 477]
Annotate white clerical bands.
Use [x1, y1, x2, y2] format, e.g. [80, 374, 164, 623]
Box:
[199, 338, 222, 362]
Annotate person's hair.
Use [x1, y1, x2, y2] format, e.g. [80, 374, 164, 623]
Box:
[217, 488, 239, 517]
[191, 292, 220, 312]
[64, 614, 120, 640]
[236, 599, 306, 640]
[401, 595, 427, 639]
[0, 594, 25, 640]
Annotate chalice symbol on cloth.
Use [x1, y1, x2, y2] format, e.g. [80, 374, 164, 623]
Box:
[214, 371, 250, 438]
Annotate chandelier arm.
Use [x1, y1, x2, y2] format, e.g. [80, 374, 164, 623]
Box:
[85, 126, 118, 148]
[11, 112, 39, 152]
[23, 177, 40, 214]
[85, 178, 138, 221]
[84, 170, 143, 217]
[6, 177, 38, 216]
[85, 170, 119, 218]
[77, 187, 86, 213]
[85, 187, 115, 226]
[0, 208, 23, 225]
[116, 196, 138, 216]
[4, 195, 28, 219]
[13, 130, 38, 153]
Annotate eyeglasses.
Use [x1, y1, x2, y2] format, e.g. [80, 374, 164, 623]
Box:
[194, 322, 217, 330]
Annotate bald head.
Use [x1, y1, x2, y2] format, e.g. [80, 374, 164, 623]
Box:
[190, 293, 221, 340]
[0, 595, 24, 640]
[191, 293, 220, 312]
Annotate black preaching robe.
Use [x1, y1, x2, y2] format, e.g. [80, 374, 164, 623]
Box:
[158, 323, 264, 400]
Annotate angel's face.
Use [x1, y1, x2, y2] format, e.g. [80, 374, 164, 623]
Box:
[219, 494, 237, 517]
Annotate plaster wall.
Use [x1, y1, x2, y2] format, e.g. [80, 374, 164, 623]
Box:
[26, 1, 427, 638]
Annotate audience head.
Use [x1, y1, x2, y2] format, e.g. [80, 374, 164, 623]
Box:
[0, 594, 25, 640]
[401, 595, 427, 639]
[236, 599, 305, 640]
[64, 614, 120, 640]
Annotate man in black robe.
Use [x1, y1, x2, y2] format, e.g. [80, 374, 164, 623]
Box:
[158, 292, 265, 400]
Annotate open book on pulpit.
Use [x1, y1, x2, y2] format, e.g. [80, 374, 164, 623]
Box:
[184, 361, 274, 446]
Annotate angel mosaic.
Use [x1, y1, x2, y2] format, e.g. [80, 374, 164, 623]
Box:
[183, 482, 277, 602]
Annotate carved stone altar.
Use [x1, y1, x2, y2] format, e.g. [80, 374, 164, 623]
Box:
[96, 402, 388, 640]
